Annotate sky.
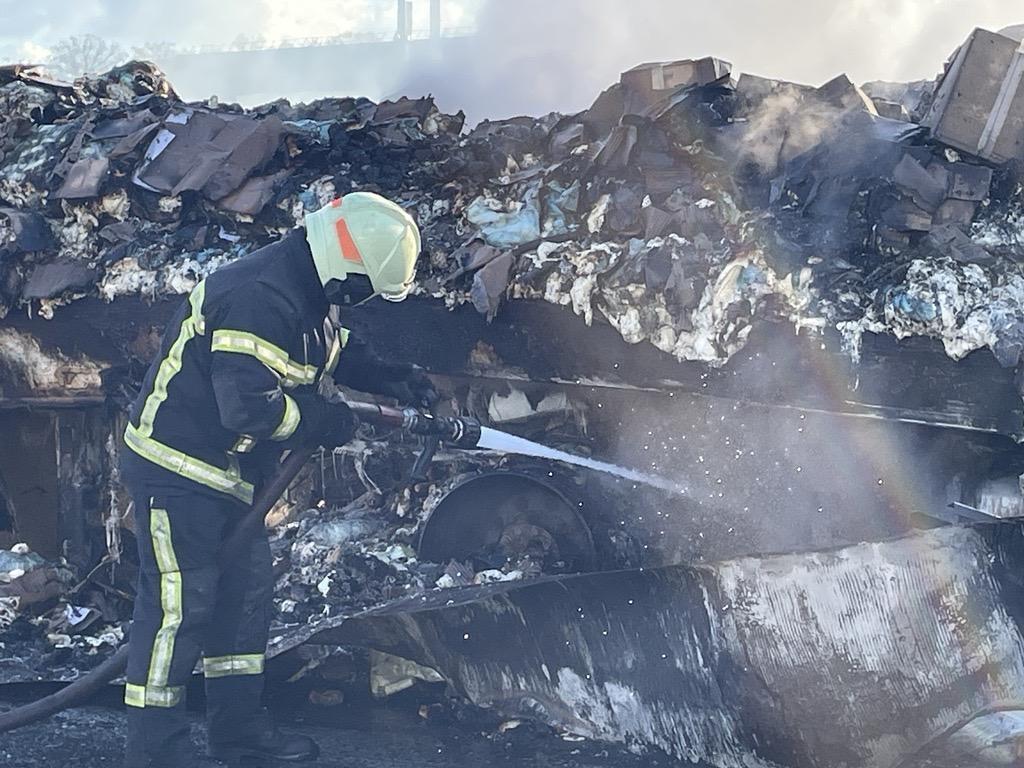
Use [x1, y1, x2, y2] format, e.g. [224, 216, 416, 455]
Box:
[0, 0, 483, 54]
[0, 0, 1021, 118]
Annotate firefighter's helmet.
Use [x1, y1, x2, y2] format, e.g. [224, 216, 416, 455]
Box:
[305, 193, 421, 303]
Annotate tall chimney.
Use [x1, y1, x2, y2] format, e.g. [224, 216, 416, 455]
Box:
[430, 0, 442, 39]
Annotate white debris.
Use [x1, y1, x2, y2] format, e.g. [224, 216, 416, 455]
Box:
[317, 576, 333, 598]
[833, 257, 1024, 363]
[466, 186, 542, 248]
[0, 597, 21, 631]
[98, 257, 161, 300]
[0, 328, 104, 393]
[307, 519, 383, 547]
[157, 196, 182, 214]
[57, 204, 100, 260]
[99, 189, 130, 220]
[371, 543, 417, 571]
[99, 251, 242, 301]
[48, 624, 124, 651]
[587, 194, 612, 234]
[532, 238, 817, 365]
[474, 569, 525, 584]
[973, 207, 1024, 250]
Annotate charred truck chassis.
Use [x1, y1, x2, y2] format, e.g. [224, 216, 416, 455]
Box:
[3, 41, 1024, 767]
[3, 291, 1024, 768]
[7, 293, 1022, 562]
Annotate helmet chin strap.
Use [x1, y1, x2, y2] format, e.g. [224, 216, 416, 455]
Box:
[324, 274, 376, 307]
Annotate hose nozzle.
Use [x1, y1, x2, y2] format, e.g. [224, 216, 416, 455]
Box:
[403, 409, 482, 448]
[436, 414, 483, 448]
[348, 402, 482, 448]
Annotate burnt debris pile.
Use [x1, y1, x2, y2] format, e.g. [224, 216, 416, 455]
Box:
[1, 25, 1024, 697]
[0, 28, 1022, 371]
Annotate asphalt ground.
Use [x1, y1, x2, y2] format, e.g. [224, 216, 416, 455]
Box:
[0, 686, 682, 768]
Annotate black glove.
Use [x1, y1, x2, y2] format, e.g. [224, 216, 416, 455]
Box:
[291, 392, 356, 448]
[379, 364, 440, 409]
[404, 365, 441, 409]
[332, 337, 440, 408]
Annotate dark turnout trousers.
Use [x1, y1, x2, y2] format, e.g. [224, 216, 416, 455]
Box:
[124, 490, 274, 767]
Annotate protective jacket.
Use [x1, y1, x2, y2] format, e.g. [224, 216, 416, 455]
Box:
[122, 228, 401, 504]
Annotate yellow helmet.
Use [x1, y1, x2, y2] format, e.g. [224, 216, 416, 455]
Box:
[305, 193, 421, 302]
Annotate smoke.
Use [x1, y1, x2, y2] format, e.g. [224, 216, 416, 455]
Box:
[399, 0, 1022, 120]
[2, 0, 1020, 117]
[732, 87, 821, 176]
[0, 0, 396, 54]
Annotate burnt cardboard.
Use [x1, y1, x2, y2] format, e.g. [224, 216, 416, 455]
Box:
[923, 28, 1024, 164]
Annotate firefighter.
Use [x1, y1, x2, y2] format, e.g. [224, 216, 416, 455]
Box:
[120, 193, 435, 767]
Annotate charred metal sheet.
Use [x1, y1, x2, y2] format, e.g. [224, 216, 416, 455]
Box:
[317, 566, 763, 766]
[709, 524, 1024, 767]
[348, 300, 1024, 440]
[906, 710, 1024, 767]
[307, 524, 1024, 768]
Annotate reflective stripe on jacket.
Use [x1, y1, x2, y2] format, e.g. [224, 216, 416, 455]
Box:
[122, 229, 346, 502]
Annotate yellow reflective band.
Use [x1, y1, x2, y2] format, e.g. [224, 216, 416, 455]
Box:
[324, 337, 341, 377]
[202, 654, 265, 678]
[270, 394, 300, 441]
[139, 281, 207, 439]
[210, 330, 318, 386]
[324, 326, 351, 378]
[147, 508, 182, 690]
[124, 423, 255, 504]
[124, 683, 184, 709]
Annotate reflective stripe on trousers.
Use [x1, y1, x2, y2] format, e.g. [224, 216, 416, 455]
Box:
[125, 505, 185, 709]
[203, 654, 265, 678]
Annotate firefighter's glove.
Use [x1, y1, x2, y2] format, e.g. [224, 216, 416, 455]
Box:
[293, 393, 357, 448]
[381, 364, 440, 409]
[404, 365, 440, 409]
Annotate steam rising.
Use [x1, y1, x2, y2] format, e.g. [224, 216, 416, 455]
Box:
[400, 0, 1022, 119]
[2, 1, 1021, 119]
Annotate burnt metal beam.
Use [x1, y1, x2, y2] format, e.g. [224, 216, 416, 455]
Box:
[348, 298, 1024, 439]
[4, 295, 1020, 439]
[0, 397, 107, 409]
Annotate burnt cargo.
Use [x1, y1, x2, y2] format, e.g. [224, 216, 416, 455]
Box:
[923, 27, 1024, 163]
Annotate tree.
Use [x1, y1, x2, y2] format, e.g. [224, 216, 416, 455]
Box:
[132, 42, 180, 66]
[48, 35, 127, 80]
[229, 34, 268, 51]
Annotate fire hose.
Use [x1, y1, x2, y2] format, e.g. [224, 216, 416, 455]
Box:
[0, 402, 481, 734]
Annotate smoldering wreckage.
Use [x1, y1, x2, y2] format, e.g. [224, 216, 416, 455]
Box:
[1, 20, 1024, 768]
